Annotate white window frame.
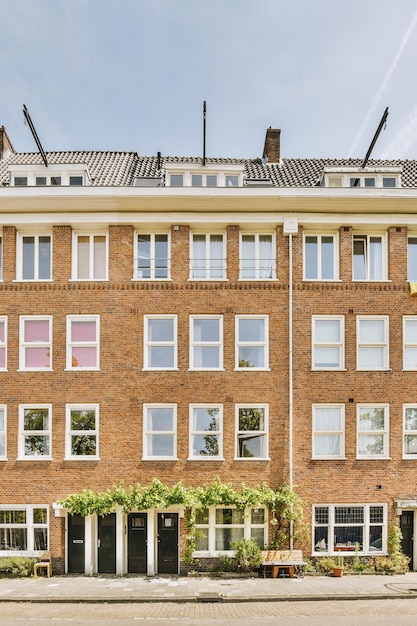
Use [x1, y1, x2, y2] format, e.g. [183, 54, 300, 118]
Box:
[239, 233, 276, 280]
[18, 404, 52, 460]
[312, 504, 387, 556]
[235, 404, 269, 460]
[66, 315, 100, 370]
[312, 315, 344, 370]
[143, 403, 177, 460]
[0, 316, 7, 371]
[312, 404, 345, 459]
[134, 232, 170, 280]
[193, 505, 267, 556]
[72, 232, 108, 280]
[403, 316, 417, 371]
[65, 404, 99, 460]
[189, 404, 223, 460]
[16, 233, 52, 281]
[190, 315, 223, 370]
[189, 232, 227, 280]
[407, 237, 417, 281]
[356, 316, 389, 371]
[0, 405, 6, 460]
[235, 315, 269, 370]
[19, 316, 52, 371]
[352, 233, 387, 281]
[0, 505, 49, 556]
[303, 233, 338, 280]
[144, 315, 178, 370]
[356, 404, 389, 460]
[403, 405, 417, 459]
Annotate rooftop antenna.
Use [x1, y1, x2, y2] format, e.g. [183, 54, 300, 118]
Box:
[352, 107, 389, 186]
[22, 104, 48, 167]
[202, 101, 206, 166]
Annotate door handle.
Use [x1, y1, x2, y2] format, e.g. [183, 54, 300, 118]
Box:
[97, 539, 101, 548]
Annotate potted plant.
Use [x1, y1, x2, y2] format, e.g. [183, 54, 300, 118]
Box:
[333, 553, 344, 577]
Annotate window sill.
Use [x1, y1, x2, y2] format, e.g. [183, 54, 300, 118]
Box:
[234, 457, 270, 461]
[234, 368, 271, 372]
[238, 278, 278, 282]
[64, 368, 101, 372]
[132, 278, 172, 282]
[142, 367, 179, 371]
[188, 368, 225, 372]
[13, 279, 53, 283]
[64, 457, 100, 461]
[355, 368, 391, 372]
[142, 457, 179, 461]
[311, 368, 347, 372]
[303, 279, 342, 282]
[352, 279, 391, 283]
[312, 456, 346, 461]
[16, 457, 52, 461]
[188, 278, 228, 282]
[68, 279, 109, 282]
[17, 369, 53, 372]
[356, 456, 391, 461]
[188, 457, 224, 461]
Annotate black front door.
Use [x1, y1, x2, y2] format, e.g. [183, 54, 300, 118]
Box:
[98, 513, 116, 573]
[128, 513, 147, 573]
[401, 511, 414, 570]
[157, 513, 178, 574]
[67, 514, 85, 573]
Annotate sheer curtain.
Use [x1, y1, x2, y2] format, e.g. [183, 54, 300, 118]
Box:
[315, 407, 341, 456]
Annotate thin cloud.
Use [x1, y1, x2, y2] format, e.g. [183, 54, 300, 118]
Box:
[348, 7, 417, 157]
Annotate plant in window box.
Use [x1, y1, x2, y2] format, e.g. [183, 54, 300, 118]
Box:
[333, 553, 344, 577]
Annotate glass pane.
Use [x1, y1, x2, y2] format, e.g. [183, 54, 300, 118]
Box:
[71, 435, 97, 456]
[405, 408, 417, 430]
[170, 175, 183, 186]
[241, 235, 255, 278]
[334, 526, 363, 549]
[195, 509, 209, 524]
[335, 507, 364, 524]
[405, 319, 417, 343]
[77, 236, 90, 279]
[24, 435, 49, 456]
[193, 407, 219, 431]
[195, 528, 208, 550]
[315, 507, 329, 524]
[316, 319, 340, 343]
[0, 510, 26, 523]
[71, 346, 97, 368]
[369, 237, 382, 280]
[194, 318, 219, 342]
[225, 175, 238, 187]
[148, 346, 174, 368]
[148, 434, 173, 456]
[70, 409, 96, 430]
[155, 235, 168, 278]
[238, 346, 264, 367]
[321, 236, 334, 279]
[314, 528, 328, 551]
[72, 320, 96, 342]
[404, 347, 417, 369]
[215, 509, 244, 525]
[353, 238, 366, 279]
[239, 318, 264, 342]
[369, 526, 383, 551]
[0, 434, 5, 457]
[408, 239, 417, 280]
[138, 235, 151, 278]
[38, 236, 51, 279]
[314, 346, 340, 368]
[22, 237, 35, 279]
[0, 409, 4, 430]
[24, 319, 49, 342]
[210, 235, 224, 279]
[259, 235, 273, 278]
[34, 528, 48, 551]
[25, 347, 50, 368]
[358, 407, 385, 430]
[93, 236, 106, 279]
[238, 433, 264, 457]
[358, 346, 384, 368]
[315, 407, 341, 430]
[33, 508, 48, 524]
[0, 321, 4, 342]
[0, 347, 5, 369]
[305, 236, 318, 279]
[24, 408, 49, 430]
[194, 346, 220, 368]
[251, 509, 265, 524]
[206, 175, 217, 187]
[147, 407, 173, 430]
[0, 528, 27, 550]
[148, 318, 173, 342]
[314, 434, 340, 456]
[192, 235, 206, 279]
[251, 527, 265, 547]
[405, 435, 417, 455]
[383, 177, 396, 188]
[215, 527, 244, 550]
[370, 506, 384, 524]
[192, 174, 202, 187]
[239, 407, 264, 430]
[358, 434, 384, 456]
[364, 177, 375, 187]
[192, 434, 219, 456]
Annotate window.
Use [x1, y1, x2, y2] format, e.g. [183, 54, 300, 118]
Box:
[312, 316, 344, 370]
[0, 505, 48, 554]
[35, 177, 46, 186]
[73, 234, 107, 280]
[66, 315, 99, 370]
[407, 238, 417, 281]
[0, 316, 7, 370]
[69, 176, 83, 186]
[189, 405, 222, 459]
[0, 406, 6, 459]
[235, 405, 268, 459]
[313, 504, 385, 555]
[170, 174, 183, 186]
[0, 235, 2, 280]
[403, 317, 417, 370]
[191, 174, 218, 187]
[403, 405, 417, 458]
[14, 177, 27, 186]
[135, 234, 169, 279]
[236, 316, 268, 369]
[19, 316, 52, 370]
[353, 234, 385, 280]
[240, 234, 275, 279]
[357, 316, 389, 370]
[190, 233, 226, 279]
[17, 234, 51, 280]
[193, 506, 266, 554]
[383, 177, 396, 188]
[144, 316, 177, 369]
[66, 404, 99, 459]
[304, 234, 337, 280]
[313, 405, 345, 459]
[143, 404, 176, 459]
[190, 316, 223, 370]
[18, 405, 52, 459]
[225, 175, 239, 187]
[357, 405, 389, 459]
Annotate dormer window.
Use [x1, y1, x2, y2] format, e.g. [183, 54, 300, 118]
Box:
[324, 167, 401, 188]
[166, 163, 244, 187]
[9, 164, 89, 187]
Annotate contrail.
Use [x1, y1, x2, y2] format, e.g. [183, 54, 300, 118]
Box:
[348, 7, 417, 157]
[381, 104, 417, 158]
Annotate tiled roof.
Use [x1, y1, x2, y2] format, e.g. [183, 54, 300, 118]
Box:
[2, 150, 417, 188]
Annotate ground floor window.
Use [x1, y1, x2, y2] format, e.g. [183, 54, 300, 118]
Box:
[313, 504, 386, 555]
[0, 505, 48, 554]
[194, 506, 267, 555]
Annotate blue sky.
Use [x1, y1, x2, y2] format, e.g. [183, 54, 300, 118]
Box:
[2, 0, 417, 160]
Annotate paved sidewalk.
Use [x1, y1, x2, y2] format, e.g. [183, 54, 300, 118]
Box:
[1, 572, 417, 603]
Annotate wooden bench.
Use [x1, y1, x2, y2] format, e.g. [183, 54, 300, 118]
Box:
[261, 550, 304, 578]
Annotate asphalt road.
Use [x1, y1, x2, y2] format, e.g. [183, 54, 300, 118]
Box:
[2, 599, 417, 625]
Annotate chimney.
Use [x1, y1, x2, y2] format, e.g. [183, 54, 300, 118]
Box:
[0, 126, 15, 160]
[262, 127, 280, 163]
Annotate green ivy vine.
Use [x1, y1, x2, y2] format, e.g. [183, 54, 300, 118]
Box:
[57, 478, 306, 565]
